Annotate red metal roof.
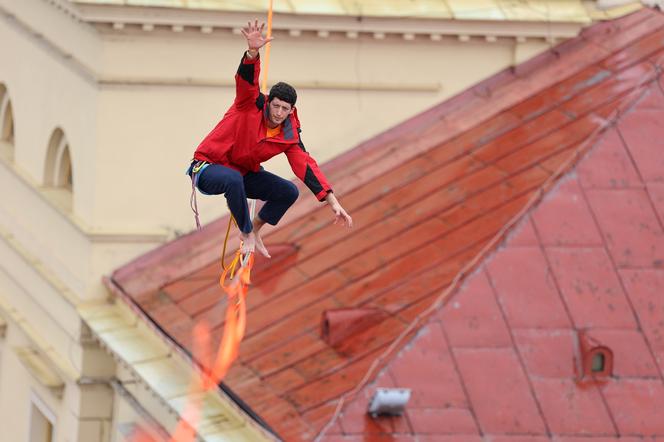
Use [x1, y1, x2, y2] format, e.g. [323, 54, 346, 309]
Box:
[329, 72, 664, 439]
[108, 8, 664, 441]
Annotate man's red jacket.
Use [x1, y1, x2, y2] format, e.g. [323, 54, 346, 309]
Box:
[194, 53, 332, 201]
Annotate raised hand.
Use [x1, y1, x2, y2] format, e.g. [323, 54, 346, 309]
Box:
[240, 20, 273, 51]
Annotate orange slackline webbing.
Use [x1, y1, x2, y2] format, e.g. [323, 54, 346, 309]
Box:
[165, 253, 254, 442]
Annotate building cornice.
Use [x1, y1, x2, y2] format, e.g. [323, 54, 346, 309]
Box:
[72, 3, 586, 42]
[3, 0, 640, 93]
[0, 291, 80, 381]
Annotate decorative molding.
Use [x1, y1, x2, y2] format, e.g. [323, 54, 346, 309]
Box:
[15, 346, 65, 396]
[68, 3, 586, 42]
[0, 293, 79, 381]
[43, 0, 85, 22]
[97, 76, 441, 93]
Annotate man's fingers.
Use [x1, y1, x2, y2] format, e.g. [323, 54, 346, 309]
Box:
[341, 212, 352, 227]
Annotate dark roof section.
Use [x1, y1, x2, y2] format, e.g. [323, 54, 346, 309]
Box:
[108, 8, 664, 441]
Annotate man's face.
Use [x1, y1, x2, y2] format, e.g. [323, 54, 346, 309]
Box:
[267, 97, 293, 127]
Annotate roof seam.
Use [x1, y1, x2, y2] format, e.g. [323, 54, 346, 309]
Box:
[237, 120, 637, 364]
[575, 176, 657, 431]
[483, 267, 553, 435]
[278, 193, 544, 416]
[244, 112, 609, 325]
[240, 243, 488, 365]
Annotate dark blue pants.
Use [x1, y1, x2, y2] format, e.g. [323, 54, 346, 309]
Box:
[192, 163, 299, 234]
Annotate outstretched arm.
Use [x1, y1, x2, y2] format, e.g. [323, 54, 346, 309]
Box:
[284, 136, 353, 228]
[234, 21, 273, 109]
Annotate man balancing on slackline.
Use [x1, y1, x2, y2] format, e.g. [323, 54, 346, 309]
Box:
[188, 20, 353, 258]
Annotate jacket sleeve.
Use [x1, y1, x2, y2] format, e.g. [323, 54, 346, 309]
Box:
[285, 131, 332, 201]
[234, 52, 260, 110]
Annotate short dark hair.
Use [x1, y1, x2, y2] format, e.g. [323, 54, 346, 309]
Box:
[268, 82, 297, 106]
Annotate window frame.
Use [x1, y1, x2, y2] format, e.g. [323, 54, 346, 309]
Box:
[44, 128, 73, 190]
[28, 391, 57, 442]
[0, 84, 15, 161]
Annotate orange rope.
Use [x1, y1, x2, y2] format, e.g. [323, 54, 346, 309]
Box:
[221, 215, 237, 271]
[261, 0, 274, 94]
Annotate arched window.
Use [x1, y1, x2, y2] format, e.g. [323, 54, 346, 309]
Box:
[43, 128, 73, 212]
[44, 128, 73, 191]
[0, 83, 14, 161]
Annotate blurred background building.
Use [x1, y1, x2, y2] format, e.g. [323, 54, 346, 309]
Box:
[0, 1, 654, 441]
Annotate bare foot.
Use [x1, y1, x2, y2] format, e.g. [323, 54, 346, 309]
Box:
[254, 232, 271, 258]
[239, 231, 256, 255]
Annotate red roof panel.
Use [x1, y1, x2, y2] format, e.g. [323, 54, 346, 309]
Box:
[324, 9, 664, 438]
[107, 7, 664, 440]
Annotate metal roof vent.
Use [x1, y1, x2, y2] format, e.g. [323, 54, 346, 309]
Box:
[321, 308, 385, 347]
[367, 388, 411, 418]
